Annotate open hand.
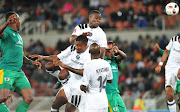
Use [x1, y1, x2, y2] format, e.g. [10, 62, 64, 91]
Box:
[32, 61, 41, 70]
[29, 55, 43, 62]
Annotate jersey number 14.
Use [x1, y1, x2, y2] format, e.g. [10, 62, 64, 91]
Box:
[97, 76, 107, 92]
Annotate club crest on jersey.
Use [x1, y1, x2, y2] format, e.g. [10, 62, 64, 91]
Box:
[4, 77, 10, 81]
[113, 107, 118, 111]
[76, 55, 80, 59]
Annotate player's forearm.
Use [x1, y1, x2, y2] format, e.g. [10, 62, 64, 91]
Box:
[64, 65, 83, 76]
[100, 47, 105, 59]
[159, 49, 165, 55]
[69, 35, 77, 43]
[160, 50, 169, 64]
[23, 55, 33, 64]
[0, 22, 9, 37]
[42, 55, 58, 61]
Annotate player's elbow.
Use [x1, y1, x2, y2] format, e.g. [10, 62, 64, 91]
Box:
[107, 80, 113, 83]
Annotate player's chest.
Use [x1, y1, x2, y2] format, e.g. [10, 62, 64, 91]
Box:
[70, 52, 90, 67]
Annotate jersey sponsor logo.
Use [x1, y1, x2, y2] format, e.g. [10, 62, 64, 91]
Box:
[71, 59, 84, 66]
[96, 67, 109, 73]
[83, 32, 92, 36]
[112, 66, 117, 69]
[173, 48, 180, 52]
[13, 33, 16, 36]
[113, 107, 118, 111]
[4, 77, 10, 81]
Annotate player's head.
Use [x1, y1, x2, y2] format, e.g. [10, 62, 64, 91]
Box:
[6, 11, 20, 31]
[106, 41, 115, 58]
[89, 10, 101, 28]
[75, 35, 88, 53]
[89, 43, 100, 58]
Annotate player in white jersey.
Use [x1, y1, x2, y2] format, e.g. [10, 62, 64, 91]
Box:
[80, 43, 113, 112]
[70, 10, 107, 59]
[155, 36, 180, 112]
[30, 35, 90, 112]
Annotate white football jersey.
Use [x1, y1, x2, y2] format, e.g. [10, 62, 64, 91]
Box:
[166, 36, 180, 67]
[72, 24, 107, 48]
[57, 45, 91, 86]
[82, 59, 113, 109]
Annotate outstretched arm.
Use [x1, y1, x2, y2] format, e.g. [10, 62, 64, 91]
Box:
[23, 55, 41, 70]
[53, 59, 83, 76]
[29, 55, 58, 61]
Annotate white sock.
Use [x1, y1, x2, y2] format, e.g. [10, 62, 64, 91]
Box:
[46, 70, 60, 79]
[51, 107, 59, 112]
[167, 100, 176, 112]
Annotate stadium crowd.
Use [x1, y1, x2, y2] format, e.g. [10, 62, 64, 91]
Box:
[0, 0, 179, 31]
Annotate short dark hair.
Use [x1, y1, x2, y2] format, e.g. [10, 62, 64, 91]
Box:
[89, 10, 101, 17]
[76, 35, 88, 44]
[6, 11, 16, 21]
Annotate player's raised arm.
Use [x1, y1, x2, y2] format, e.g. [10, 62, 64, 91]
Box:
[29, 54, 58, 62]
[155, 49, 170, 73]
[114, 46, 127, 62]
[0, 14, 16, 38]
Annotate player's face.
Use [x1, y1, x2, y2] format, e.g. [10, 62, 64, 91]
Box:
[89, 13, 101, 28]
[75, 41, 87, 53]
[105, 43, 114, 57]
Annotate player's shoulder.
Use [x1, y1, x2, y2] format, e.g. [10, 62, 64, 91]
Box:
[171, 35, 179, 42]
[77, 24, 88, 30]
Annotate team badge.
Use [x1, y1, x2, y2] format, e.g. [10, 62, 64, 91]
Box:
[83, 32, 92, 36]
[113, 107, 118, 111]
[4, 77, 10, 81]
[76, 55, 80, 59]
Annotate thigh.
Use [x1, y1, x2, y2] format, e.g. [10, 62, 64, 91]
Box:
[52, 88, 68, 109]
[165, 66, 177, 90]
[13, 71, 31, 94]
[107, 93, 127, 112]
[65, 102, 76, 112]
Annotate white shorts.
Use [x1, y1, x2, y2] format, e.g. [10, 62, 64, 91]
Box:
[61, 83, 85, 112]
[84, 107, 108, 112]
[165, 65, 180, 90]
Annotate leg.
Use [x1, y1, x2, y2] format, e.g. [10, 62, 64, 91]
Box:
[0, 89, 10, 112]
[65, 102, 76, 112]
[0, 89, 10, 103]
[166, 86, 176, 112]
[16, 88, 33, 112]
[51, 89, 68, 112]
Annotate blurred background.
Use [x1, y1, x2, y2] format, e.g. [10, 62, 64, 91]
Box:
[0, 0, 180, 111]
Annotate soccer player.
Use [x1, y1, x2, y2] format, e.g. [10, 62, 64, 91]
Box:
[50, 10, 107, 89]
[105, 41, 127, 112]
[30, 35, 90, 112]
[155, 36, 180, 112]
[70, 10, 107, 59]
[0, 11, 41, 112]
[154, 43, 180, 111]
[80, 43, 113, 112]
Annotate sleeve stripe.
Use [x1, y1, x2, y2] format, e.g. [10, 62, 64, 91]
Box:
[82, 24, 84, 29]
[175, 36, 177, 41]
[78, 24, 82, 29]
[85, 24, 87, 28]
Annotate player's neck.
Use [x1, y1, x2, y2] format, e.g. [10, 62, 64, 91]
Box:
[8, 25, 18, 31]
[91, 55, 99, 60]
[89, 24, 98, 29]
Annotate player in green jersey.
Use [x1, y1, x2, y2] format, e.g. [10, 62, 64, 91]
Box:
[0, 11, 41, 112]
[105, 41, 127, 112]
[154, 43, 180, 111]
